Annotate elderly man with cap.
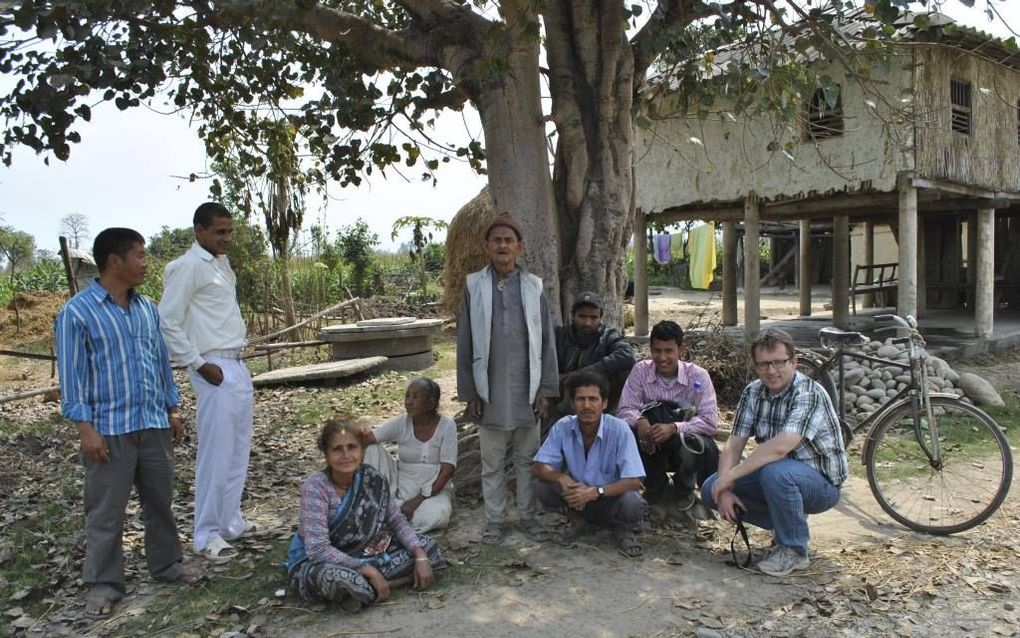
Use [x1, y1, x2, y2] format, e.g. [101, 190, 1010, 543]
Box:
[456, 212, 559, 544]
[547, 291, 637, 431]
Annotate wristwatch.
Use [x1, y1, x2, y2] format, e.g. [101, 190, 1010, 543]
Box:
[596, 485, 606, 499]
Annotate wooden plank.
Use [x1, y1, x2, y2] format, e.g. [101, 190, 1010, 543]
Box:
[248, 297, 363, 345]
[0, 385, 59, 404]
[251, 356, 387, 387]
[0, 349, 56, 361]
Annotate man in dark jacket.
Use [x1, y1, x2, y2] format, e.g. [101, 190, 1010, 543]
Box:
[548, 292, 637, 431]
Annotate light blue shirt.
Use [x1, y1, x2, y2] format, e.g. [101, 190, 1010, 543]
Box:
[55, 280, 179, 436]
[534, 414, 645, 486]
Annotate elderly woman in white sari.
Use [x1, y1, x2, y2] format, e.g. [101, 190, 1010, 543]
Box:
[362, 377, 457, 533]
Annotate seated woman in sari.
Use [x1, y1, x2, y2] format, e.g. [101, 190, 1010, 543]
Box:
[284, 419, 446, 609]
[362, 377, 457, 533]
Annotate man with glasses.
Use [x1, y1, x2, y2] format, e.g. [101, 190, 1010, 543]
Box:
[701, 327, 847, 577]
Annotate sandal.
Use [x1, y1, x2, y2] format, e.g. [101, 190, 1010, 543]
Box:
[519, 518, 551, 542]
[554, 520, 589, 546]
[84, 585, 122, 618]
[616, 529, 643, 558]
[481, 523, 505, 545]
[198, 536, 237, 565]
[155, 561, 204, 584]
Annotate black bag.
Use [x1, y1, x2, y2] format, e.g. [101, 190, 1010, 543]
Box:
[639, 399, 695, 425]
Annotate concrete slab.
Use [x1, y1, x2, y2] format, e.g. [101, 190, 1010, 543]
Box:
[320, 318, 442, 338]
[378, 351, 435, 372]
[251, 356, 387, 387]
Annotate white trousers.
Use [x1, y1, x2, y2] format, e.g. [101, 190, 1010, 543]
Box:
[189, 356, 254, 552]
[363, 444, 453, 534]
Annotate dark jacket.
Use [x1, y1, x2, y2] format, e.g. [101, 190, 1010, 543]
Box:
[553, 323, 637, 414]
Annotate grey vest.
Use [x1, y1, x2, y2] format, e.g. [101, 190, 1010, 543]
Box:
[466, 266, 545, 404]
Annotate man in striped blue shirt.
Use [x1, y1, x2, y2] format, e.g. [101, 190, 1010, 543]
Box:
[56, 228, 197, 618]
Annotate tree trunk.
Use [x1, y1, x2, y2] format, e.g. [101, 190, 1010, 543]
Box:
[543, 2, 634, 328]
[460, 19, 562, 318]
[278, 253, 298, 338]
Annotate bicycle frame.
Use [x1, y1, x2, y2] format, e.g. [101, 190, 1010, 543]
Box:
[799, 315, 945, 466]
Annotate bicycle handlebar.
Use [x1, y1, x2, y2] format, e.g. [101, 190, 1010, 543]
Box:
[874, 314, 918, 329]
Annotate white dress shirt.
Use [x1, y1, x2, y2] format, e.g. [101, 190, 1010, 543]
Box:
[159, 242, 247, 370]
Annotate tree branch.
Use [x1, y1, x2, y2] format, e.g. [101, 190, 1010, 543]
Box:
[631, 0, 713, 86]
[415, 86, 472, 111]
[211, 0, 438, 69]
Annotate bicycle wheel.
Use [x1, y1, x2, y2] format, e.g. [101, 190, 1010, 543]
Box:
[865, 396, 1013, 534]
[795, 354, 837, 405]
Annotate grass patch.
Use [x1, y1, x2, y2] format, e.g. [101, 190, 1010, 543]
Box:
[114, 538, 293, 637]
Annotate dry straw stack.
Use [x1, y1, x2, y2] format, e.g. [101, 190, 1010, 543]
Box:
[442, 186, 497, 317]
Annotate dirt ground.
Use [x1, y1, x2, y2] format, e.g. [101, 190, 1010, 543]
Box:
[1, 289, 1018, 638]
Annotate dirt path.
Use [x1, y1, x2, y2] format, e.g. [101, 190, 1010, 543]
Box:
[272, 322, 1020, 638]
[3, 296, 1019, 638]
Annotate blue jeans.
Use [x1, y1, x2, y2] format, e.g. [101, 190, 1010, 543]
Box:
[701, 459, 841, 556]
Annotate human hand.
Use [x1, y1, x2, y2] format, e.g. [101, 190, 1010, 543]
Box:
[635, 418, 652, 442]
[169, 413, 184, 445]
[533, 396, 550, 420]
[360, 565, 390, 602]
[557, 474, 580, 493]
[413, 553, 434, 590]
[649, 423, 675, 444]
[76, 423, 109, 463]
[716, 490, 746, 524]
[563, 483, 595, 510]
[467, 400, 483, 419]
[197, 363, 224, 386]
[401, 496, 424, 521]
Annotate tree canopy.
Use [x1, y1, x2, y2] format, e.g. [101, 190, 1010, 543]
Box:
[2, 0, 1009, 320]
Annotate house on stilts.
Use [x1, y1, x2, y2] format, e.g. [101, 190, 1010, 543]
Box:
[632, 11, 1020, 339]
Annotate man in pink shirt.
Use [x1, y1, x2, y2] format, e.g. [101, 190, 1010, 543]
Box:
[617, 320, 719, 509]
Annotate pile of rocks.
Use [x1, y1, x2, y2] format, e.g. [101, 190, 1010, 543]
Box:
[836, 338, 1004, 420]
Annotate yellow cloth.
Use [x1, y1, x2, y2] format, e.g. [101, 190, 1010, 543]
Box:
[688, 223, 716, 290]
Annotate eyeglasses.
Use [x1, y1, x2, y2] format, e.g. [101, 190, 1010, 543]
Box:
[754, 358, 790, 371]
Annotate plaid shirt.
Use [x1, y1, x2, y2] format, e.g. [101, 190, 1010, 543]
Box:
[731, 372, 848, 486]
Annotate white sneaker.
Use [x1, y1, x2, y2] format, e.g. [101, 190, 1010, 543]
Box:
[756, 545, 810, 577]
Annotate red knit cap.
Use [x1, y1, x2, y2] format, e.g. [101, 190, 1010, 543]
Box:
[485, 211, 523, 241]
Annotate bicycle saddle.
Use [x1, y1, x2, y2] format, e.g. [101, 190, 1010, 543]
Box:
[819, 327, 871, 348]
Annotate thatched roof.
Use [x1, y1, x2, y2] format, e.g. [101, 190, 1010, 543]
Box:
[442, 186, 496, 316]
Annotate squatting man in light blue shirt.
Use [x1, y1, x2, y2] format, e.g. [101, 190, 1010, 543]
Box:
[532, 369, 648, 557]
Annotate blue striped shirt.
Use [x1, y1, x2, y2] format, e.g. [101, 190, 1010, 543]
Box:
[55, 280, 180, 435]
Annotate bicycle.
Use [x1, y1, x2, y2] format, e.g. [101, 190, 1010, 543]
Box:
[794, 314, 1013, 535]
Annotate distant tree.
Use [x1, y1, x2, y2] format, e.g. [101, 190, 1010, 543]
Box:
[212, 119, 308, 330]
[391, 216, 447, 300]
[337, 220, 379, 298]
[0, 226, 36, 285]
[148, 226, 195, 260]
[59, 212, 90, 249]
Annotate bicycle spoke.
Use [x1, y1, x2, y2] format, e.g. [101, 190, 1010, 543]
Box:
[865, 397, 1012, 534]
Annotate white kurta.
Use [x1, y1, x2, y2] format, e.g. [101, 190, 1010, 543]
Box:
[364, 414, 457, 533]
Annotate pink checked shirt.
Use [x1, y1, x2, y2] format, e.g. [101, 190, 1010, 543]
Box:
[615, 360, 719, 437]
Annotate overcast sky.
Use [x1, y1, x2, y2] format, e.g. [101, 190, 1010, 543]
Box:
[0, 2, 1016, 255]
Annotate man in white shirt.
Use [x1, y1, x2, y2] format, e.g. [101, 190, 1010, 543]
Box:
[159, 202, 254, 562]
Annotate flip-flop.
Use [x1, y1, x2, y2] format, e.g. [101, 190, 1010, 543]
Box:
[84, 585, 122, 618]
[198, 536, 237, 565]
[554, 520, 589, 546]
[519, 518, 551, 542]
[616, 529, 643, 558]
[481, 523, 505, 545]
